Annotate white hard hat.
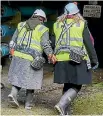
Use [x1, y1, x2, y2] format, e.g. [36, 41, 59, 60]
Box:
[33, 9, 47, 22]
[64, 3, 79, 15]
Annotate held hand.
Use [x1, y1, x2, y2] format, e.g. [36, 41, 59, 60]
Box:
[48, 54, 57, 64]
[48, 54, 53, 64]
[51, 54, 57, 64]
[48, 54, 53, 60]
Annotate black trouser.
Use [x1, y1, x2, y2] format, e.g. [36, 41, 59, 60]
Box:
[63, 83, 82, 94]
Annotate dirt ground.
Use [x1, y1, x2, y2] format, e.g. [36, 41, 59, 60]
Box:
[1, 58, 103, 115]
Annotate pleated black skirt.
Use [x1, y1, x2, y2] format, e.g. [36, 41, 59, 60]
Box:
[54, 60, 92, 85]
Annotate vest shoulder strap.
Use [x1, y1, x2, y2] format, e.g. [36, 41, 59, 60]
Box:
[20, 22, 26, 27]
[37, 25, 48, 32]
[17, 22, 26, 32]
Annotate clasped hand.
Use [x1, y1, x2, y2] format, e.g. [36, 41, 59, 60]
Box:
[48, 54, 57, 64]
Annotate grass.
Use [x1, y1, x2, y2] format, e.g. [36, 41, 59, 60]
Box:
[93, 82, 103, 87]
[73, 92, 103, 115]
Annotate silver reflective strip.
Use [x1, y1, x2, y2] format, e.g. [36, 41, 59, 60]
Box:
[31, 39, 40, 45]
[25, 31, 30, 48]
[27, 31, 32, 48]
[19, 31, 27, 46]
[54, 45, 70, 55]
[55, 45, 82, 51]
[70, 37, 83, 42]
[62, 23, 73, 35]
[66, 27, 69, 45]
[56, 22, 74, 46]
[38, 25, 45, 31]
[55, 45, 85, 55]
[63, 21, 70, 45]
[17, 37, 40, 46]
[56, 23, 60, 28]
[20, 22, 26, 27]
[60, 38, 67, 44]
[69, 46, 83, 52]
[60, 37, 83, 45]
[63, 22, 75, 45]
[70, 46, 82, 49]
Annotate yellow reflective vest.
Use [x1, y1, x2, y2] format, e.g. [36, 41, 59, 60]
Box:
[13, 22, 49, 61]
[53, 19, 89, 61]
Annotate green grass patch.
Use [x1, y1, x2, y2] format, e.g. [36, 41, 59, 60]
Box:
[93, 82, 103, 87]
[73, 92, 103, 115]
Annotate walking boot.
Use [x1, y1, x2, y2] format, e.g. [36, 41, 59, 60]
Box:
[64, 104, 71, 115]
[25, 90, 34, 110]
[62, 90, 71, 115]
[8, 86, 20, 108]
[55, 88, 78, 115]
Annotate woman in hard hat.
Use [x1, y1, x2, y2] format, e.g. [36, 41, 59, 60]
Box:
[8, 9, 55, 109]
[52, 2, 98, 115]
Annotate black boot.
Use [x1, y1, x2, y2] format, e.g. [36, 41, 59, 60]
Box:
[25, 90, 34, 110]
[8, 86, 20, 108]
[55, 88, 78, 115]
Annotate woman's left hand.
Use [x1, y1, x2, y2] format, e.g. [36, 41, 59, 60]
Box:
[92, 62, 99, 70]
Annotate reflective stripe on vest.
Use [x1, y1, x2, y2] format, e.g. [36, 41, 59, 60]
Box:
[14, 22, 48, 60]
[17, 37, 41, 46]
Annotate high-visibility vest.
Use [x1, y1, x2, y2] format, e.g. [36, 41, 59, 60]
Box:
[53, 19, 89, 61]
[13, 22, 49, 61]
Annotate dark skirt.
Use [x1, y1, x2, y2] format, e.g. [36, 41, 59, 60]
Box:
[54, 60, 92, 85]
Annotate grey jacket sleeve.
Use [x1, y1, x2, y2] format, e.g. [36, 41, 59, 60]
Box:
[83, 22, 98, 65]
[40, 31, 53, 56]
[9, 29, 18, 48]
[49, 34, 55, 50]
